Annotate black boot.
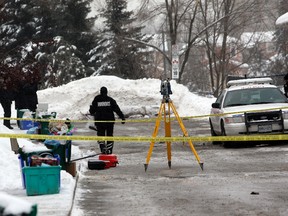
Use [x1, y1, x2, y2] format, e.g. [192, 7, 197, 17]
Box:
[98, 141, 107, 154]
[106, 141, 114, 154]
[4, 120, 13, 129]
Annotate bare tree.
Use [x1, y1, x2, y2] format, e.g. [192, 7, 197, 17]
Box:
[197, 0, 273, 96]
[136, 0, 204, 82]
[133, 0, 278, 95]
[134, 0, 250, 85]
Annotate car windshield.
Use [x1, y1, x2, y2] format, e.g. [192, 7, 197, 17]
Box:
[223, 87, 288, 108]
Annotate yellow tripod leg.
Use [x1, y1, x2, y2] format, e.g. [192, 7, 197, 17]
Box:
[144, 103, 164, 171]
[164, 103, 172, 168]
[169, 101, 204, 170]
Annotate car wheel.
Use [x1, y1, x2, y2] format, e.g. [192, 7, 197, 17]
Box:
[209, 119, 220, 145]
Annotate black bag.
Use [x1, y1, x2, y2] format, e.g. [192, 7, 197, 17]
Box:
[88, 159, 107, 170]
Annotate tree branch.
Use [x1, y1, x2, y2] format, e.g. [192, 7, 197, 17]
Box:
[122, 36, 171, 64]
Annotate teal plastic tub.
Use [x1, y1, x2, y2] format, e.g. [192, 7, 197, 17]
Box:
[22, 166, 61, 196]
[18, 150, 54, 189]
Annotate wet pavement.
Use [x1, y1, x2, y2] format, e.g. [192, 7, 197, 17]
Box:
[70, 119, 288, 216]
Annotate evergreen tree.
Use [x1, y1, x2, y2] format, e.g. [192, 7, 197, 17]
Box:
[0, 0, 97, 88]
[89, 0, 151, 79]
[56, 0, 97, 63]
[35, 36, 89, 88]
[0, 0, 37, 58]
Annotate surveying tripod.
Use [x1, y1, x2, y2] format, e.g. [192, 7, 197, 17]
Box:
[144, 93, 204, 172]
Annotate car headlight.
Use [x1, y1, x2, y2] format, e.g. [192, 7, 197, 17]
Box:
[282, 110, 288, 119]
[224, 114, 244, 124]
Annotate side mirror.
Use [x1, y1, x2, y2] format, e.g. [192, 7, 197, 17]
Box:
[211, 102, 220, 109]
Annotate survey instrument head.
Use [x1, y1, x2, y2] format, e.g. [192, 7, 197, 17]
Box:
[160, 79, 172, 102]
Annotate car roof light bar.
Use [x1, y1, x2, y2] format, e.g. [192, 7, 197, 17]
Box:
[227, 77, 273, 87]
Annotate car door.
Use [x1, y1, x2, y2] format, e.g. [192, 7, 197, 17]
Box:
[210, 90, 226, 133]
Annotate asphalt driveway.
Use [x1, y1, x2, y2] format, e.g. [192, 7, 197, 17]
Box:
[71, 119, 288, 216]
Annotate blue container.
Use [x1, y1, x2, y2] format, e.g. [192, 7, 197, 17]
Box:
[22, 166, 61, 196]
[18, 109, 35, 130]
[20, 120, 34, 130]
[18, 155, 26, 189]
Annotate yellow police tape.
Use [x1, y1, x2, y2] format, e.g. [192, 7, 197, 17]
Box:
[0, 117, 152, 123]
[2, 105, 288, 123]
[1, 133, 288, 142]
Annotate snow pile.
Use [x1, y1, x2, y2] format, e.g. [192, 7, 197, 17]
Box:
[37, 76, 215, 120]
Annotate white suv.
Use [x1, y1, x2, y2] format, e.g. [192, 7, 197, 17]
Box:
[209, 78, 288, 146]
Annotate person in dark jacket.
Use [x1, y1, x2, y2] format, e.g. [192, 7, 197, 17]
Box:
[89, 86, 125, 154]
[14, 78, 27, 127]
[284, 73, 288, 97]
[22, 80, 38, 112]
[0, 78, 14, 129]
[14, 75, 38, 128]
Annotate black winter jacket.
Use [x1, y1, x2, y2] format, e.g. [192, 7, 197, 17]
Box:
[23, 82, 38, 111]
[89, 94, 124, 125]
[0, 89, 14, 102]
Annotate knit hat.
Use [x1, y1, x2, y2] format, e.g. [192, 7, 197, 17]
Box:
[100, 86, 108, 95]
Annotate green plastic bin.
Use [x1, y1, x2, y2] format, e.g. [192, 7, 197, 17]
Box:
[22, 166, 61, 196]
[0, 205, 37, 216]
[44, 140, 72, 170]
[38, 112, 57, 134]
[0, 193, 37, 216]
[17, 109, 29, 119]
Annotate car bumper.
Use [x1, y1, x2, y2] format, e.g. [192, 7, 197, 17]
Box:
[225, 121, 288, 136]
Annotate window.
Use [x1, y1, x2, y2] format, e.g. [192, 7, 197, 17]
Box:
[223, 88, 287, 108]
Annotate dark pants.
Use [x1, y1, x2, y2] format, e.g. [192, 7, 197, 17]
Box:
[0, 99, 12, 127]
[96, 123, 114, 154]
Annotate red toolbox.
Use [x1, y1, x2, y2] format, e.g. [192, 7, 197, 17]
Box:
[99, 154, 118, 167]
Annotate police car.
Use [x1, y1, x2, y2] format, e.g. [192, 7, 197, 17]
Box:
[209, 78, 288, 146]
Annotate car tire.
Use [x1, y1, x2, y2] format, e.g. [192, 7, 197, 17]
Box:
[209, 119, 220, 145]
